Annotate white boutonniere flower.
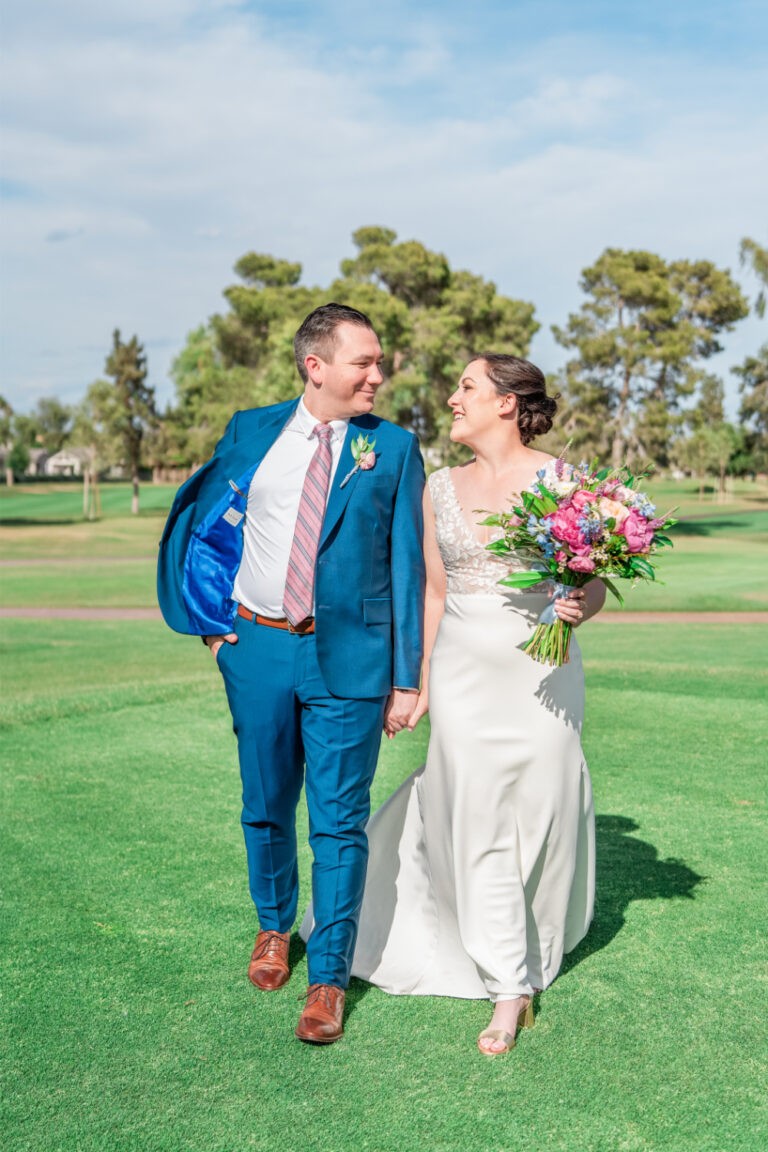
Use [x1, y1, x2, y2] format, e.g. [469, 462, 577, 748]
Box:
[339, 434, 377, 488]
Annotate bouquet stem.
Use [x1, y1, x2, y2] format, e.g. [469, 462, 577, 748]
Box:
[523, 619, 573, 666]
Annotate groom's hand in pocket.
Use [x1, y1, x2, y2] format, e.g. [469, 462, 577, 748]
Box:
[204, 633, 238, 659]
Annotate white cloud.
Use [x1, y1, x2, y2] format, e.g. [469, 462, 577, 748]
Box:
[0, 3, 765, 417]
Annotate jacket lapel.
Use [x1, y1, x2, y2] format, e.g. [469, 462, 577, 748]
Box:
[212, 403, 375, 548]
[216, 399, 300, 483]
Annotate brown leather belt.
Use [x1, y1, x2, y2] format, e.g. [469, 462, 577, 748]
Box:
[236, 604, 315, 634]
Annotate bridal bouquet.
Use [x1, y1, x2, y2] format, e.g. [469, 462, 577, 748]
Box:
[482, 458, 676, 666]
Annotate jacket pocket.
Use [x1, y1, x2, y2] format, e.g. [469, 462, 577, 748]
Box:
[363, 597, 392, 625]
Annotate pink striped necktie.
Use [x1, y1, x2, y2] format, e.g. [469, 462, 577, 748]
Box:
[282, 423, 334, 627]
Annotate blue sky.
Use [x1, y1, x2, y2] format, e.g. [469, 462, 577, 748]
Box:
[1, 0, 766, 416]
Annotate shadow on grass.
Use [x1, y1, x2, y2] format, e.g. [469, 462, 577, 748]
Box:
[561, 813, 704, 977]
[0, 517, 82, 526]
[672, 518, 744, 537]
[285, 936, 375, 1021]
[287, 813, 704, 1016]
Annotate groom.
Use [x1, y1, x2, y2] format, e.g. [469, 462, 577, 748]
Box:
[158, 303, 425, 1043]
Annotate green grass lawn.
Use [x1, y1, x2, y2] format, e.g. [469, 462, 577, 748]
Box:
[0, 483, 175, 561]
[2, 480, 767, 613]
[1, 618, 766, 1151]
[1, 478, 766, 1148]
[602, 508, 768, 612]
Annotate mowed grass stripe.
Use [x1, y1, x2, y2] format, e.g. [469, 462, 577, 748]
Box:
[1, 620, 766, 1151]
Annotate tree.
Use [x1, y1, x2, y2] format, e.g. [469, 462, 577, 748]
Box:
[70, 381, 117, 520]
[7, 440, 29, 480]
[740, 237, 768, 318]
[734, 238, 768, 471]
[0, 395, 14, 486]
[212, 255, 321, 372]
[102, 330, 157, 514]
[734, 348, 768, 472]
[677, 423, 742, 501]
[31, 397, 72, 454]
[168, 326, 269, 467]
[553, 249, 749, 468]
[168, 227, 539, 468]
[331, 228, 538, 460]
[0, 396, 46, 485]
[675, 374, 740, 499]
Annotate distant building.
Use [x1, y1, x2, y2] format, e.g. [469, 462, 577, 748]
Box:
[27, 448, 50, 476]
[45, 448, 91, 477]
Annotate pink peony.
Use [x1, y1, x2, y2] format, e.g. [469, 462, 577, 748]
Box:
[555, 550, 568, 563]
[359, 451, 376, 471]
[547, 502, 589, 553]
[621, 509, 655, 553]
[567, 555, 596, 573]
[612, 484, 635, 504]
[570, 489, 597, 511]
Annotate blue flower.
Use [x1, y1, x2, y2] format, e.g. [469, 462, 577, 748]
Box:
[578, 512, 604, 543]
[633, 496, 656, 517]
[535, 532, 555, 558]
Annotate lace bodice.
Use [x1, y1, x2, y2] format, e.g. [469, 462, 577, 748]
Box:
[428, 467, 529, 595]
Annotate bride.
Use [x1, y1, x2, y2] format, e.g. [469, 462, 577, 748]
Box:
[304, 353, 606, 1055]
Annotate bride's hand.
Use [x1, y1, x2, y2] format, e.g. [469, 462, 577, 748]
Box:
[407, 690, 429, 731]
[554, 588, 586, 626]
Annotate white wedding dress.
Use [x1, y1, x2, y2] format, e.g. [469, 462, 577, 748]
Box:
[302, 467, 595, 999]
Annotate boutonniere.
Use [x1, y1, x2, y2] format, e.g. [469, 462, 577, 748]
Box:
[339, 434, 377, 488]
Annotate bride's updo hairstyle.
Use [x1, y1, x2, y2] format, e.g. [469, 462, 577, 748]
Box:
[477, 353, 558, 445]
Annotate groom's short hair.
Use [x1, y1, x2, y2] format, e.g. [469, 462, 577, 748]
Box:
[294, 303, 375, 383]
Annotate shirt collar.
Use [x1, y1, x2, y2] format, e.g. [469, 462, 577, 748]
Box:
[293, 397, 349, 442]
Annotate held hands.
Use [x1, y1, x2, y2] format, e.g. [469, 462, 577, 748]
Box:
[406, 690, 428, 732]
[204, 633, 238, 659]
[383, 689, 420, 739]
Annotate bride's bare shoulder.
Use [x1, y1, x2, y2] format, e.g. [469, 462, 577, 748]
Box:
[528, 449, 557, 469]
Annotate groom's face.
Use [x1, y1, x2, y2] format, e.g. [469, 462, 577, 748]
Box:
[304, 322, 385, 420]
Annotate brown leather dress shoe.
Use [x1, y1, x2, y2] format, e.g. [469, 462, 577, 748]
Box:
[248, 930, 291, 990]
[295, 983, 346, 1044]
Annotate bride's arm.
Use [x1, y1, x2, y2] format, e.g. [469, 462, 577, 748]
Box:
[407, 485, 446, 730]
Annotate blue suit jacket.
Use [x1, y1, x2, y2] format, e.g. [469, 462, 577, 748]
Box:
[157, 398, 426, 699]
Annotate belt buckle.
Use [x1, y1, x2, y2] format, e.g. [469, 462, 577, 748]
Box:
[289, 617, 312, 635]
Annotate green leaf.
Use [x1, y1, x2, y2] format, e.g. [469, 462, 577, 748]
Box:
[630, 556, 656, 579]
[601, 575, 625, 605]
[498, 571, 551, 589]
[485, 540, 511, 555]
[534, 483, 560, 509]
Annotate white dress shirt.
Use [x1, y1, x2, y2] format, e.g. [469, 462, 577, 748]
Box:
[232, 399, 349, 617]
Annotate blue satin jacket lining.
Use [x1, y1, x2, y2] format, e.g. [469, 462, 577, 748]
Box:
[181, 465, 258, 634]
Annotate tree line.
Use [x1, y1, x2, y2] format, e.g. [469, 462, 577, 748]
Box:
[2, 228, 766, 512]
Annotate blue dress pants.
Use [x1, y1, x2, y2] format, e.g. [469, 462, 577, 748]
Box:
[216, 612, 387, 988]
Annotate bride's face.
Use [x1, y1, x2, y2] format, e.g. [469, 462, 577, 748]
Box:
[448, 360, 511, 444]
